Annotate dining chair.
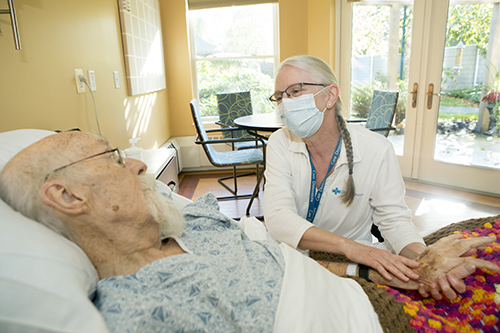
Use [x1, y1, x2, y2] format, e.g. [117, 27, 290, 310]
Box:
[190, 99, 265, 216]
[347, 90, 398, 242]
[348, 90, 399, 137]
[216, 91, 264, 150]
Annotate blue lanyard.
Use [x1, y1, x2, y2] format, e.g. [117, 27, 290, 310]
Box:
[306, 136, 342, 223]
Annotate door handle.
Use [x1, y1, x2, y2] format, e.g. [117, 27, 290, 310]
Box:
[427, 83, 443, 109]
[409, 83, 418, 108]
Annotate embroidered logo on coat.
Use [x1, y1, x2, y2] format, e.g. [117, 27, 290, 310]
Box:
[332, 187, 342, 195]
[331, 187, 364, 197]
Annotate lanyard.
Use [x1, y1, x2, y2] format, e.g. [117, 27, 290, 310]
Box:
[306, 136, 342, 223]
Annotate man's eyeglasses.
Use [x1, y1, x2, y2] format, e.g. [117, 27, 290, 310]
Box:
[43, 148, 126, 182]
[269, 82, 327, 106]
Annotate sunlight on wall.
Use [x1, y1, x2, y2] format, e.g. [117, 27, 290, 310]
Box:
[124, 93, 158, 138]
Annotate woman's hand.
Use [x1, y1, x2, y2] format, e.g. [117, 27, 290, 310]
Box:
[341, 239, 421, 282]
[299, 226, 421, 282]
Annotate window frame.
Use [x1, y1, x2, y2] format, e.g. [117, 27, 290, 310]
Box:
[188, 3, 280, 121]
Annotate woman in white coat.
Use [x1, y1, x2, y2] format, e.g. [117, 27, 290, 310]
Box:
[264, 55, 463, 297]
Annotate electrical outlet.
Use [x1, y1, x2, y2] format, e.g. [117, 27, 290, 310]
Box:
[74, 69, 85, 94]
[87, 70, 97, 91]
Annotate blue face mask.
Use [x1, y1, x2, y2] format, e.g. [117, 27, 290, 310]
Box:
[278, 87, 328, 138]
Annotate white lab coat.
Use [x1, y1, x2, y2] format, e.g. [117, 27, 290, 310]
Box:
[264, 124, 424, 254]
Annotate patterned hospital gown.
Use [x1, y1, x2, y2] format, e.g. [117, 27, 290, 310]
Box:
[94, 193, 285, 332]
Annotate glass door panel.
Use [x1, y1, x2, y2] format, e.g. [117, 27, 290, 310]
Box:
[340, 0, 500, 194]
[339, 0, 423, 178]
[434, 2, 500, 170]
[347, 2, 413, 157]
[415, 0, 500, 195]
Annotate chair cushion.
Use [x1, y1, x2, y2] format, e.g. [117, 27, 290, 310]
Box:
[208, 146, 263, 167]
[365, 90, 398, 136]
[233, 140, 264, 150]
[217, 92, 254, 140]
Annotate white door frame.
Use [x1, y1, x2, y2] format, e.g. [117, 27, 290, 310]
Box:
[336, 0, 500, 195]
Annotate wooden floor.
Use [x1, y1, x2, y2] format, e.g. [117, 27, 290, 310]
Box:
[178, 170, 500, 235]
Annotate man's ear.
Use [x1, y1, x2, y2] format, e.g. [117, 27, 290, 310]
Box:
[40, 180, 87, 215]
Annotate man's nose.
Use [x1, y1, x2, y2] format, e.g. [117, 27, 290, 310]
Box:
[125, 158, 148, 175]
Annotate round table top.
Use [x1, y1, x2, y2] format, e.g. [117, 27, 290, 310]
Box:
[234, 113, 284, 132]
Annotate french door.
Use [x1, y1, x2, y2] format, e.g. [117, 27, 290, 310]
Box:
[338, 0, 500, 195]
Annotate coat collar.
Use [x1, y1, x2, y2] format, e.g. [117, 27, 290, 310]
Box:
[284, 125, 362, 167]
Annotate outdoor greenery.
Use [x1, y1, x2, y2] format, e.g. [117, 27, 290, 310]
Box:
[190, 4, 276, 117]
[446, 4, 493, 56]
[438, 112, 478, 121]
[441, 72, 500, 131]
[352, 4, 413, 57]
[444, 87, 483, 105]
[352, 6, 391, 56]
[350, 2, 499, 135]
[197, 60, 274, 117]
[350, 73, 408, 132]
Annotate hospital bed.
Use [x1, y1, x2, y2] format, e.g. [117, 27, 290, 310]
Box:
[0, 129, 499, 332]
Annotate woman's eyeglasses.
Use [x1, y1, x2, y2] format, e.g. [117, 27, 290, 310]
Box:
[269, 82, 327, 106]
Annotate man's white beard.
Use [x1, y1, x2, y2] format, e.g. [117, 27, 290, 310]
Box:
[140, 174, 185, 239]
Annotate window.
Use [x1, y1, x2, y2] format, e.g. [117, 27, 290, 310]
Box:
[189, 3, 278, 117]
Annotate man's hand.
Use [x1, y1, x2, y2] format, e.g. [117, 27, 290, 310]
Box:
[357, 234, 499, 300]
[413, 234, 499, 300]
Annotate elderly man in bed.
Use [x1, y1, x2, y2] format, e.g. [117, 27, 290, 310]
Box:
[0, 131, 497, 333]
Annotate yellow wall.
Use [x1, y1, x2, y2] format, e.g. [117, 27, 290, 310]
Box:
[278, 0, 308, 60]
[1, 0, 336, 144]
[307, 0, 336, 69]
[161, 0, 194, 138]
[0, 0, 170, 149]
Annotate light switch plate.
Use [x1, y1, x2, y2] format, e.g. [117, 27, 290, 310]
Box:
[113, 71, 120, 89]
[87, 70, 97, 91]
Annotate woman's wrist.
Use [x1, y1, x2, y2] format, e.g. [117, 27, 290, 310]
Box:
[333, 234, 354, 256]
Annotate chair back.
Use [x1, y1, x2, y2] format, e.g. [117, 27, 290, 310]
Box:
[190, 99, 217, 159]
[365, 90, 399, 137]
[217, 91, 253, 139]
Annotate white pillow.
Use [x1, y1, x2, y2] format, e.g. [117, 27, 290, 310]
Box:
[0, 129, 109, 333]
[0, 129, 55, 173]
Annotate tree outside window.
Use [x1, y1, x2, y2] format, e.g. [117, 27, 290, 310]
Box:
[189, 4, 278, 117]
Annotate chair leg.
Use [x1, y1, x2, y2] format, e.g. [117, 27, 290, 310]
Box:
[217, 167, 258, 200]
[232, 166, 237, 195]
[245, 164, 263, 216]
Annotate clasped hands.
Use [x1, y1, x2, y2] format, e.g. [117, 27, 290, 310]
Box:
[345, 233, 499, 300]
[412, 234, 499, 300]
[367, 234, 499, 300]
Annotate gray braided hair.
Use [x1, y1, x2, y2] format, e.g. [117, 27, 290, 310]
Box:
[277, 55, 355, 206]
